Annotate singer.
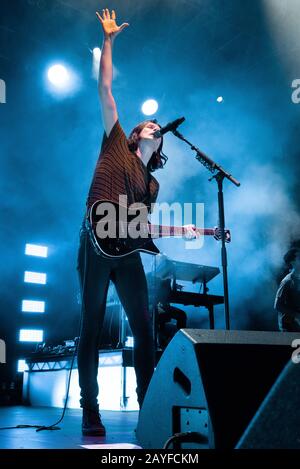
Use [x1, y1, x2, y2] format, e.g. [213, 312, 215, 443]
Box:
[76, 7, 197, 437]
[77, 7, 163, 437]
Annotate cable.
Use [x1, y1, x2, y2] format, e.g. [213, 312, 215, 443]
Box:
[107, 287, 116, 348]
[0, 223, 89, 432]
[163, 431, 208, 449]
[152, 254, 158, 349]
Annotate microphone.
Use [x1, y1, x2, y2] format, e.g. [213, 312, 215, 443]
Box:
[153, 117, 185, 138]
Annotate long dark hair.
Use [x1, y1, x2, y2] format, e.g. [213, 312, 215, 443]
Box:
[127, 119, 168, 172]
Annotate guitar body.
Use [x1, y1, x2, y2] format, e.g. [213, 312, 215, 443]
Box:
[88, 199, 231, 258]
[89, 199, 160, 258]
[94, 236, 160, 258]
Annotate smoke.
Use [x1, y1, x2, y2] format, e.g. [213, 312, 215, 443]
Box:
[1, 0, 300, 344]
[144, 64, 300, 329]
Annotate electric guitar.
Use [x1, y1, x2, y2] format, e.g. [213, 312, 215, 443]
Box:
[87, 199, 231, 258]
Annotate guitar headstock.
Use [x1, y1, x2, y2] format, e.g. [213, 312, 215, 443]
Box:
[213, 227, 231, 243]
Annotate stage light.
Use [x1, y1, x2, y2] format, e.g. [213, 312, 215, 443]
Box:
[262, 0, 299, 72]
[17, 359, 29, 372]
[22, 300, 45, 313]
[92, 47, 101, 79]
[25, 244, 48, 258]
[91, 47, 120, 81]
[0, 78, 6, 104]
[24, 271, 47, 285]
[47, 64, 69, 88]
[217, 96, 224, 103]
[141, 99, 158, 116]
[46, 63, 79, 96]
[19, 329, 44, 342]
[125, 336, 134, 348]
[93, 47, 101, 60]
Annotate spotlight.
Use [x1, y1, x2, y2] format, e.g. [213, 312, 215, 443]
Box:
[93, 47, 101, 60]
[125, 336, 134, 348]
[22, 300, 45, 313]
[46, 63, 79, 96]
[24, 271, 47, 285]
[25, 244, 48, 257]
[17, 360, 29, 372]
[92, 47, 101, 79]
[47, 64, 70, 88]
[19, 329, 44, 342]
[91, 46, 119, 81]
[217, 96, 224, 103]
[141, 99, 158, 116]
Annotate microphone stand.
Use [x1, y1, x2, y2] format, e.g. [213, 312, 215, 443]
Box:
[172, 128, 240, 330]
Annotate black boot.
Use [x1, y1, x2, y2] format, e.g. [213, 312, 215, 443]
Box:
[82, 407, 106, 436]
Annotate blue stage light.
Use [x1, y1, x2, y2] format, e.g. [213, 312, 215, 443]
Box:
[17, 359, 29, 372]
[25, 244, 48, 258]
[47, 64, 70, 88]
[24, 271, 47, 285]
[141, 99, 158, 116]
[125, 336, 134, 348]
[46, 63, 79, 96]
[22, 300, 45, 313]
[19, 329, 44, 342]
[92, 47, 101, 79]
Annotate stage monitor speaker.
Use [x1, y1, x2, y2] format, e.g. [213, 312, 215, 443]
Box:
[136, 329, 300, 449]
[236, 360, 300, 448]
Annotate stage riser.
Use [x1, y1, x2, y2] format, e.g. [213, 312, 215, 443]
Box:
[22, 351, 139, 411]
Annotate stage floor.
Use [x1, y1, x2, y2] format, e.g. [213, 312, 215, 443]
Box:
[0, 406, 140, 449]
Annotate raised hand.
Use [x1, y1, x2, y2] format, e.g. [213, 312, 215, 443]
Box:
[96, 8, 129, 40]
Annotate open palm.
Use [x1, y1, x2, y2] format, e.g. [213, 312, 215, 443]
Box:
[96, 8, 129, 39]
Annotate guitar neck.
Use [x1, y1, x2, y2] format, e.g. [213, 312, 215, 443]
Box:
[148, 224, 215, 238]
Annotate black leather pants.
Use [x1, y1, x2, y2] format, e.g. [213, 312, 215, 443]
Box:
[76, 227, 155, 410]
